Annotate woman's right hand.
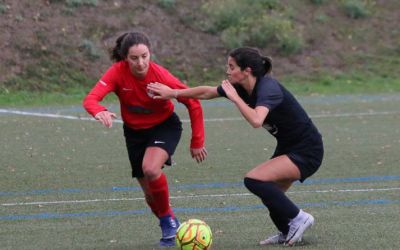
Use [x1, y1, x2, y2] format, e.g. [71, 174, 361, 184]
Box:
[94, 110, 117, 128]
[190, 147, 208, 163]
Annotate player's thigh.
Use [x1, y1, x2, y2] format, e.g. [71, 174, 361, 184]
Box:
[245, 155, 301, 183]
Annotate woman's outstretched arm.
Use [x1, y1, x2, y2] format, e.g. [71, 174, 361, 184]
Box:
[147, 82, 219, 100]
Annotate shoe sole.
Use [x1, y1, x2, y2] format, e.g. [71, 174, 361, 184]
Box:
[260, 237, 303, 246]
[259, 236, 286, 246]
[286, 215, 314, 246]
[259, 240, 286, 246]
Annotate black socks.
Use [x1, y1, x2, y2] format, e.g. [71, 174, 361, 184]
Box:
[244, 177, 299, 233]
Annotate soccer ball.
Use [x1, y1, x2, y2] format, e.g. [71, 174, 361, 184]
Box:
[176, 219, 213, 250]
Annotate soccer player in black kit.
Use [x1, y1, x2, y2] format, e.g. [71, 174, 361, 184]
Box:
[147, 47, 324, 246]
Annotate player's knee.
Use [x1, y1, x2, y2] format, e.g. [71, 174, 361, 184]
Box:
[142, 163, 161, 179]
[244, 177, 278, 199]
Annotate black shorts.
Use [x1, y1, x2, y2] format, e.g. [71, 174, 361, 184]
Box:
[123, 112, 182, 178]
[272, 134, 324, 182]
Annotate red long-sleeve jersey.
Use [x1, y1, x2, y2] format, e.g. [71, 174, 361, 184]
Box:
[83, 61, 205, 148]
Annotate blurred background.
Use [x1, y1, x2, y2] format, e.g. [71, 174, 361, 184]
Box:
[0, 0, 399, 105]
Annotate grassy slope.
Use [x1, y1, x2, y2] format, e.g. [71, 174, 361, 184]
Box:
[0, 0, 399, 107]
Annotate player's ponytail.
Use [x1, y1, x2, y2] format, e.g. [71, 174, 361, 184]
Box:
[110, 32, 152, 62]
[262, 55, 272, 75]
[111, 32, 128, 62]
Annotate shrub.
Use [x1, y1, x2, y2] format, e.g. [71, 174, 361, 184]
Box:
[79, 39, 101, 60]
[278, 33, 304, 55]
[201, 0, 302, 54]
[310, 0, 326, 4]
[201, 0, 282, 33]
[157, 0, 175, 10]
[221, 15, 303, 54]
[201, 0, 249, 33]
[48, 0, 65, 3]
[66, 0, 98, 8]
[314, 13, 329, 23]
[342, 0, 370, 19]
[0, 3, 7, 14]
[258, 0, 280, 9]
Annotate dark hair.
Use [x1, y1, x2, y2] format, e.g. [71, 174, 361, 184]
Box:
[229, 47, 272, 77]
[111, 32, 151, 62]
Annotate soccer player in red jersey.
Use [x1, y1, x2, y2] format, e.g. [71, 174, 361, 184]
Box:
[83, 32, 207, 247]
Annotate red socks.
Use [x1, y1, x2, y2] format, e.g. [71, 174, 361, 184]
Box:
[148, 173, 174, 218]
[144, 193, 159, 217]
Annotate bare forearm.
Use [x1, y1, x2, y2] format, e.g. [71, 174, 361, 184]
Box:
[232, 99, 267, 128]
[177, 86, 218, 100]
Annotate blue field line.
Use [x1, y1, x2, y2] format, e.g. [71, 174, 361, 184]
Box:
[0, 175, 399, 197]
[1, 199, 399, 221]
[0, 209, 147, 221]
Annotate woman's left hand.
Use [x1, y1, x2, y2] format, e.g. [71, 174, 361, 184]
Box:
[190, 147, 208, 163]
[147, 82, 175, 100]
[221, 80, 240, 103]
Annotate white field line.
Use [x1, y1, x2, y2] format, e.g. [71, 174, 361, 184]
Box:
[2, 187, 399, 207]
[310, 111, 400, 118]
[1, 109, 399, 123]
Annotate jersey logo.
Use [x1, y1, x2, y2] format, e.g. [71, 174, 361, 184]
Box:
[154, 141, 165, 144]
